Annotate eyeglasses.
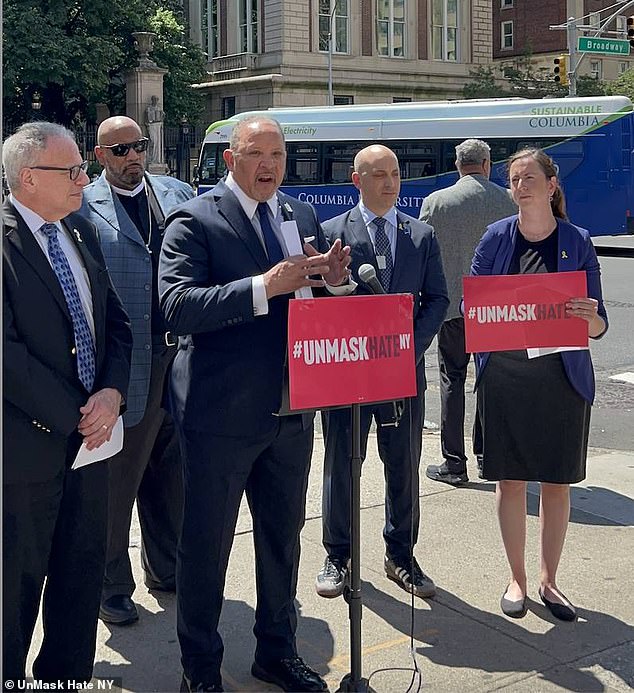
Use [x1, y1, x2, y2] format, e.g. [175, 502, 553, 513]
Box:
[29, 160, 89, 181]
[98, 138, 149, 157]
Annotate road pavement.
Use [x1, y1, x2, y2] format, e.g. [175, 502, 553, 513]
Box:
[26, 422, 634, 692]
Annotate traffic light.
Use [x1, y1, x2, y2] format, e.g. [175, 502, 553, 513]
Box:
[628, 16, 634, 49]
[553, 55, 568, 86]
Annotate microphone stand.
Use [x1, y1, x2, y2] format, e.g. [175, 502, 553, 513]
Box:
[338, 402, 369, 692]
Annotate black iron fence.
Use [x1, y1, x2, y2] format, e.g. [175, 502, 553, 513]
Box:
[3, 121, 206, 185]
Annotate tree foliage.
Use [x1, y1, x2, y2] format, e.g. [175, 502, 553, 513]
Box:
[462, 50, 608, 101]
[3, 0, 207, 126]
[604, 67, 634, 102]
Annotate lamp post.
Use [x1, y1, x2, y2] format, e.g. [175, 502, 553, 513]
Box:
[327, 3, 336, 106]
[31, 91, 42, 120]
[178, 116, 191, 183]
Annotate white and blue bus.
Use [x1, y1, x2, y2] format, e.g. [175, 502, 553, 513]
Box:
[196, 95, 634, 236]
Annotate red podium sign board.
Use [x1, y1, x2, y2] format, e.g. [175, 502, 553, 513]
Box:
[287, 294, 416, 411]
[463, 271, 588, 353]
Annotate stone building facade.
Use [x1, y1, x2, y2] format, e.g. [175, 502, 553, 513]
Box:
[184, 0, 494, 124]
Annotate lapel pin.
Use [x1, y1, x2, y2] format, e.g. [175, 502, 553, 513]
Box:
[398, 220, 411, 236]
[284, 201, 293, 215]
[561, 250, 568, 259]
[73, 228, 83, 243]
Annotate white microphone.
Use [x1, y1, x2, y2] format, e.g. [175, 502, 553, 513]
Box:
[358, 263, 385, 295]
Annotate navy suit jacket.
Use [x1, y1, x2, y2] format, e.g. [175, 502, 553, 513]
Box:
[471, 215, 608, 404]
[3, 202, 132, 484]
[323, 206, 449, 390]
[158, 181, 327, 437]
[82, 172, 194, 425]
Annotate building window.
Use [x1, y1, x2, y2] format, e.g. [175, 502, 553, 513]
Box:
[393, 96, 412, 102]
[202, 0, 219, 59]
[501, 21, 513, 49]
[239, 0, 258, 53]
[432, 0, 458, 61]
[222, 96, 236, 118]
[590, 60, 602, 79]
[616, 15, 627, 34]
[319, 0, 349, 53]
[501, 0, 513, 8]
[334, 95, 354, 105]
[377, 0, 406, 57]
[618, 61, 629, 74]
[589, 11, 600, 30]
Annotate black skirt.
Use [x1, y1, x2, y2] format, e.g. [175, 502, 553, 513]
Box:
[478, 351, 591, 484]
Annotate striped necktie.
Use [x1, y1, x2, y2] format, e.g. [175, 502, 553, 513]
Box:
[40, 223, 96, 391]
[373, 216, 393, 292]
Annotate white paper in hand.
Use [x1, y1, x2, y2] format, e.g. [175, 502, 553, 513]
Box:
[281, 220, 313, 299]
[72, 416, 124, 470]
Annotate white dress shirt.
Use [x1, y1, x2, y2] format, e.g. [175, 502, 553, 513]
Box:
[10, 195, 96, 341]
[358, 201, 398, 260]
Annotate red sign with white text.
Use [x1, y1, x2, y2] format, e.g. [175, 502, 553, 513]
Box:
[287, 295, 416, 410]
[463, 271, 589, 353]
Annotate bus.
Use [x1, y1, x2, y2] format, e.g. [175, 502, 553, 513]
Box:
[196, 95, 634, 236]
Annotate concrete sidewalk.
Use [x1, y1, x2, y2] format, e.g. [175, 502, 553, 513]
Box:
[27, 429, 634, 692]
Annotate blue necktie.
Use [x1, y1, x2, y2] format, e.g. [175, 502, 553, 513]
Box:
[373, 216, 393, 292]
[40, 223, 96, 391]
[257, 202, 284, 265]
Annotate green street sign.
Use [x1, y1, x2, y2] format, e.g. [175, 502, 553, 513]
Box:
[577, 37, 631, 55]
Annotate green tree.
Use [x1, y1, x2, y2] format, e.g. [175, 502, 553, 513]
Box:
[3, 0, 207, 126]
[462, 66, 509, 99]
[605, 67, 634, 101]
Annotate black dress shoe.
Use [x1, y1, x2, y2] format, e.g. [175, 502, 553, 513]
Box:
[252, 656, 327, 692]
[539, 588, 576, 621]
[99, 595, 139, 625]
[500, 586, 527, 618]
[180, 674, 223, 692]
[426, 462, 468, 486]
[144, 575, 176, 592]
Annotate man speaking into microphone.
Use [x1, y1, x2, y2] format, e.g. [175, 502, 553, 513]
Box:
[316, 144, 448, 600]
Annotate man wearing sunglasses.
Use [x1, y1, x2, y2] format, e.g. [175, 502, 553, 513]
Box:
[82, 115, 193, 627]
[3, 121, 132, 683]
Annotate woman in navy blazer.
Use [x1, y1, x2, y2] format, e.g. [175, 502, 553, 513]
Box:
[470, 148, 608, 621]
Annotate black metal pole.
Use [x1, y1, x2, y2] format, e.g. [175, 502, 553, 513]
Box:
[338, 403, 369, 692]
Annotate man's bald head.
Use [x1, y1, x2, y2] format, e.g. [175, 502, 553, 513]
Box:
[94, 116, 147, 189]
[353, 144, 398, 175]
[97, 116, 143, 146]
[352, 144, 401, 216]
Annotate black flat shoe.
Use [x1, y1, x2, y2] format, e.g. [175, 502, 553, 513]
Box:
[539, 588, 576, 622]
[500, 585, 527, 618]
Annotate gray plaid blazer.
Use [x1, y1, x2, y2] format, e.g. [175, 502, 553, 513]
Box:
[81, 172, 194, 425]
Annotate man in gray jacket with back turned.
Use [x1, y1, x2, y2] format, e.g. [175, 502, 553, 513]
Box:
[420, 139, 517, 485]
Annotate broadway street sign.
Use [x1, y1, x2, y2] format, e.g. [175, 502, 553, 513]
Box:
[578, 37, 631, 55]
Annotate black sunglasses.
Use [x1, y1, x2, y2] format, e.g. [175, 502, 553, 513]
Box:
[98, 138, 149, 157]
[29, 160, 89, 181]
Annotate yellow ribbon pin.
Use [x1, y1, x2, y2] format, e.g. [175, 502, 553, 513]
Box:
[561, 250, 568, 259]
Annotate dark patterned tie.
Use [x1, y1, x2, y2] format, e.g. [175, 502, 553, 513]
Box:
[373, 216, 393, 292]
[40, 223, 96, 391]
[257, 202, 284, 265]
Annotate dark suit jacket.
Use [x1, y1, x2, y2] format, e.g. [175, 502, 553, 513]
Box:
[158, 181, 327, 437]
[471, 215, 608, 404]
[323, 206, 449, 390]
[3, 201, 133, 484]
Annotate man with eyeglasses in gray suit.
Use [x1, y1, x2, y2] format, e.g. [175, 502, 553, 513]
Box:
[82, 116, 193, 626]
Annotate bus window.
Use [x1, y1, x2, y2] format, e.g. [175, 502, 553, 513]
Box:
[198, 143, 228, 185]
[324, 142, 358, 183]
[286, 143, 319, 183]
